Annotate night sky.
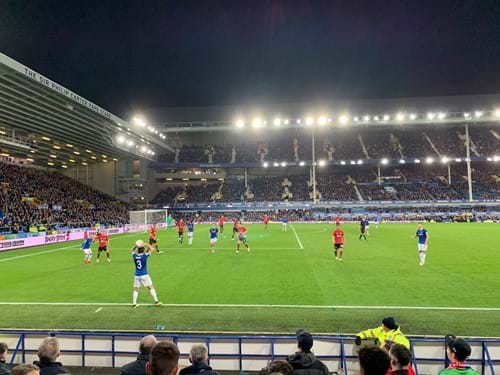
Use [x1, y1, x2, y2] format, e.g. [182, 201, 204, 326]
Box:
[1, 0, 500, 117]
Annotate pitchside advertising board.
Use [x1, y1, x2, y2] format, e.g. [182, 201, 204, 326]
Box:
[0, 223, 166, 252]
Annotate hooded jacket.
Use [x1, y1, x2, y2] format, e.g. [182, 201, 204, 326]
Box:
[287, 351, 329, 375]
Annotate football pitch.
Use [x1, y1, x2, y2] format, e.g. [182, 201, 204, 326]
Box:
[2, 222, 500, 337]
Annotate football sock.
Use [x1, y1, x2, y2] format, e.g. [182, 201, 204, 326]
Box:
[150, 288, 158, 302]
[133, 291, 139, 305]
[422, 253, 426, 264]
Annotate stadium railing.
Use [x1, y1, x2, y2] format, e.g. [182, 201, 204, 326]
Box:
[1, 330, 498, 375]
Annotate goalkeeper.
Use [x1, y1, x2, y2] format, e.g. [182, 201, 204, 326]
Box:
[355, 317, 410, 349]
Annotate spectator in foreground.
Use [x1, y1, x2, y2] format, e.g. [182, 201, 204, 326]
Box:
[358, 346, 391, 375]
[146, 341, 180, 375]
[286, 330, 329, 375]
[355, 317, 410, 349]
[33, 337, 70, 375]
[260, 360, 294, 375]
[389, 344, 412, 375]
[0, 343, 9, 375]
[10, 364, 39, 375]
[440, 335, 479, 375]
[179, 344, 219, 375]
[121, 335, 158, 375]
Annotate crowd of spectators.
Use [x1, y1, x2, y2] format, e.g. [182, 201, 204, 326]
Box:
[0, 162, 129, 232]
[0, 322, 480, 375]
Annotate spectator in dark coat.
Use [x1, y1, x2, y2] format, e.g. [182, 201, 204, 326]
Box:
[179, 344, 219, 375]
[286, 330, 329, 375]
[0, 343, 10, 375]
[121, 335, 157, 375]
[32, 337, 70, 375]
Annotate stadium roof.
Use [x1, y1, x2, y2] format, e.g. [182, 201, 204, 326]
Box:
[0, 52, 173, 168]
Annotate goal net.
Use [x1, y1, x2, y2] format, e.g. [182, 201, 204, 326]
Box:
[129, 209, 168, 228]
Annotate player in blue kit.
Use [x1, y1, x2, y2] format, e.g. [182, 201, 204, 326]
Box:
[413, 224, 429, 266]
[281, 216, 288, 232]
[81, 236, 94, 264]
[131, 239, 161, 308]
[187, 221, 194, 246]
[209, 223, 219, 253]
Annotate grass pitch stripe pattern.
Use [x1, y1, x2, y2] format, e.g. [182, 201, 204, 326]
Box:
[1, 302, 499, 311]
[290, 224, 304, 249]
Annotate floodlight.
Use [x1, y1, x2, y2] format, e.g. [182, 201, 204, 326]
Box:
[396, 113, 405, 121]
[318, 159, 326, 167]
[357, 159, 363, 165]
[317, 116, 327, 126]
[284, 119, 290, 125]
[441, 156, 449, 164]
[399, 159, 406, 164]
[409, 113, 417, 120]
[132, 116, 146, 127]
[263, 162, 269, 168]
[339, 115, 350, 125]
[383, 114, 390, 121]
[252, 118, 263, 128]
[350, 160, 356, 165]
[354, 116, 359, 122]
[374, 116, 380, 121]
[141, 146, 147, 152]
[425, 157, 434, 164]
[127, 140, 134, 146]
[305, 117, 314, 126]
[437, 112, 446, 120]
[273, 118, 282, 126]
[280, 162, 287, 167]
[236, 119, 245, 128]
[116, 135, 125, 144]
[455, 158, 461, 162]
[495, 109, 500, 118]
[463, 112, 471, 118]
[299, 161, 306, 166]
[363, 115, 370, 122]
[297, 119, 302, 124]
[487, 157, 493, 161]
[414, 158, 421, 163]
[381, 158, 389, 165]
[273, 162, 279, 167]
[494, 156, 500, 162]
[474, 111, 483, 118]
[427, 112, 436, 120]
[340, 160, 346, 165]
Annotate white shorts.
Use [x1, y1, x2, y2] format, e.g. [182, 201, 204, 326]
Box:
[82, 248, 92, 255]
[282, 222, 287, 226]
[188, 232, 193, 238]
[418, 244, 427, 251]
[134, 275, 153, 288]
[366, 225, 370, 229]
[210, 238, 218, 245]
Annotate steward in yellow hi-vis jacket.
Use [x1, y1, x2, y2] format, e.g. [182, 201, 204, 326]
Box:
[355, 317, 410, 349]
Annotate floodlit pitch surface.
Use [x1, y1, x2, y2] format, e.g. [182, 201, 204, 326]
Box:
[2, 223, 500, 336]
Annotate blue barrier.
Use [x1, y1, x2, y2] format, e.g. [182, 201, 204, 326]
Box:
[2, 330, 498, 375]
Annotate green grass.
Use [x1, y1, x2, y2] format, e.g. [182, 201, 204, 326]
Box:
[2, 223, 500, 336]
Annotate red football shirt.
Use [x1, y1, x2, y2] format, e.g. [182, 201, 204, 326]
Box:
[97, 233, 108, 247]
[333, 229, 344, 244]
[237, 226, 247, 235]
[149, 226, 157, 239]
[219, 216, 225, 225]
[263, 215, 269, 223]
[177, 221, 185, 232]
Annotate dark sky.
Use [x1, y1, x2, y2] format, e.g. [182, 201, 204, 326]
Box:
[1, 0, 500, 117]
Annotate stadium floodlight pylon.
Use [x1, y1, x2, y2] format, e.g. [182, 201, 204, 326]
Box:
[129, 209, 168, 230]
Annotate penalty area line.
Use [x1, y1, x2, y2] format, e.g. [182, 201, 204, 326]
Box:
[1, 302, 499, 311]
[290, 224, 304, 249]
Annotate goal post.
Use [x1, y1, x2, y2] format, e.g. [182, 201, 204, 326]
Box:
[129, 209, 168, 229]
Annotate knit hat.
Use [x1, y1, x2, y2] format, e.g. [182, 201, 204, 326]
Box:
[296, 329, 314, 352]
[382, 317, 398, 330]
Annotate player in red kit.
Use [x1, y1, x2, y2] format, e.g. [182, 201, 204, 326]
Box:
[149, 224, 162, 254]
[96, 230, 111, 263]
[335, 216, 341, 226]
[263, 214, 270, 230]
[236, 223, 250, 253]
[231, 218, 240, 240]
[219, 215, 225, 234]
[177, 219, 185, 244]
[332, 225, 345, 261]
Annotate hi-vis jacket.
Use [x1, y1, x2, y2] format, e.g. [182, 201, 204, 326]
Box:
[357, 325, 410, 349]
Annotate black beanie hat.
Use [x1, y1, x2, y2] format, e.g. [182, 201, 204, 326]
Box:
[382, 317, 398, 330]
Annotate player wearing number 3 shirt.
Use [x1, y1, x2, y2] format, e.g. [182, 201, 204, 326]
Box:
[131, 239, 162, 308]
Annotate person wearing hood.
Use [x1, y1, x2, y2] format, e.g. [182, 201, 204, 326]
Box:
[286, 330, 329, 375]
[355, 318, 410, 349]
[179, 344, 219, 375]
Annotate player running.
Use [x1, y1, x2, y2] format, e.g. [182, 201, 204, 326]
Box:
[263, 214, 270, 230]
[209, 223, 218, 253]
[81, 235, 94, 264]
[131, 240, 161, 308]
[413, 224, 429, 266]
[149, 224, 162, 254]
[359, 217, 368, 240]
[218, 215, 225, 234]
[281, 216, 288, 232]
[187, 220, 194, 246]
[177, 218, 185, 244]
[236, 223, 250, 253]
[332, 225, 345, 261]
[96, 230, 111, 263]
[231, 218, 240, 240]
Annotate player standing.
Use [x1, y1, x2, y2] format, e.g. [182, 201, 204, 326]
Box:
[281, 216, 288, 232]
[177, 218, 185, 244]
[365, 217, 370, 235]
[413, 224, 429, 266]
[332, 225, 345, 261]
[81, 235, 93, 264]
[236, 223, 250, 253]
[231, 218, 240, 240]
[359, 217, 368, 240]
[218, 215, 225, 234]
[166, 214, 174, 230]
[335, 216, 341, 226]
[131, 240, 161, 308]
[187, 220, 194, 246]
[96, 230, 111, 263]
[149, 224, 162, 254]
[263, 214, 270, 230]
[209, 223, 218, 253]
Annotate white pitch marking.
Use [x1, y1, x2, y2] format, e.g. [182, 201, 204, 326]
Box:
[2, 302, 499, 311]
[290, 224, 304, 249]
[95, 307, 103, 313]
